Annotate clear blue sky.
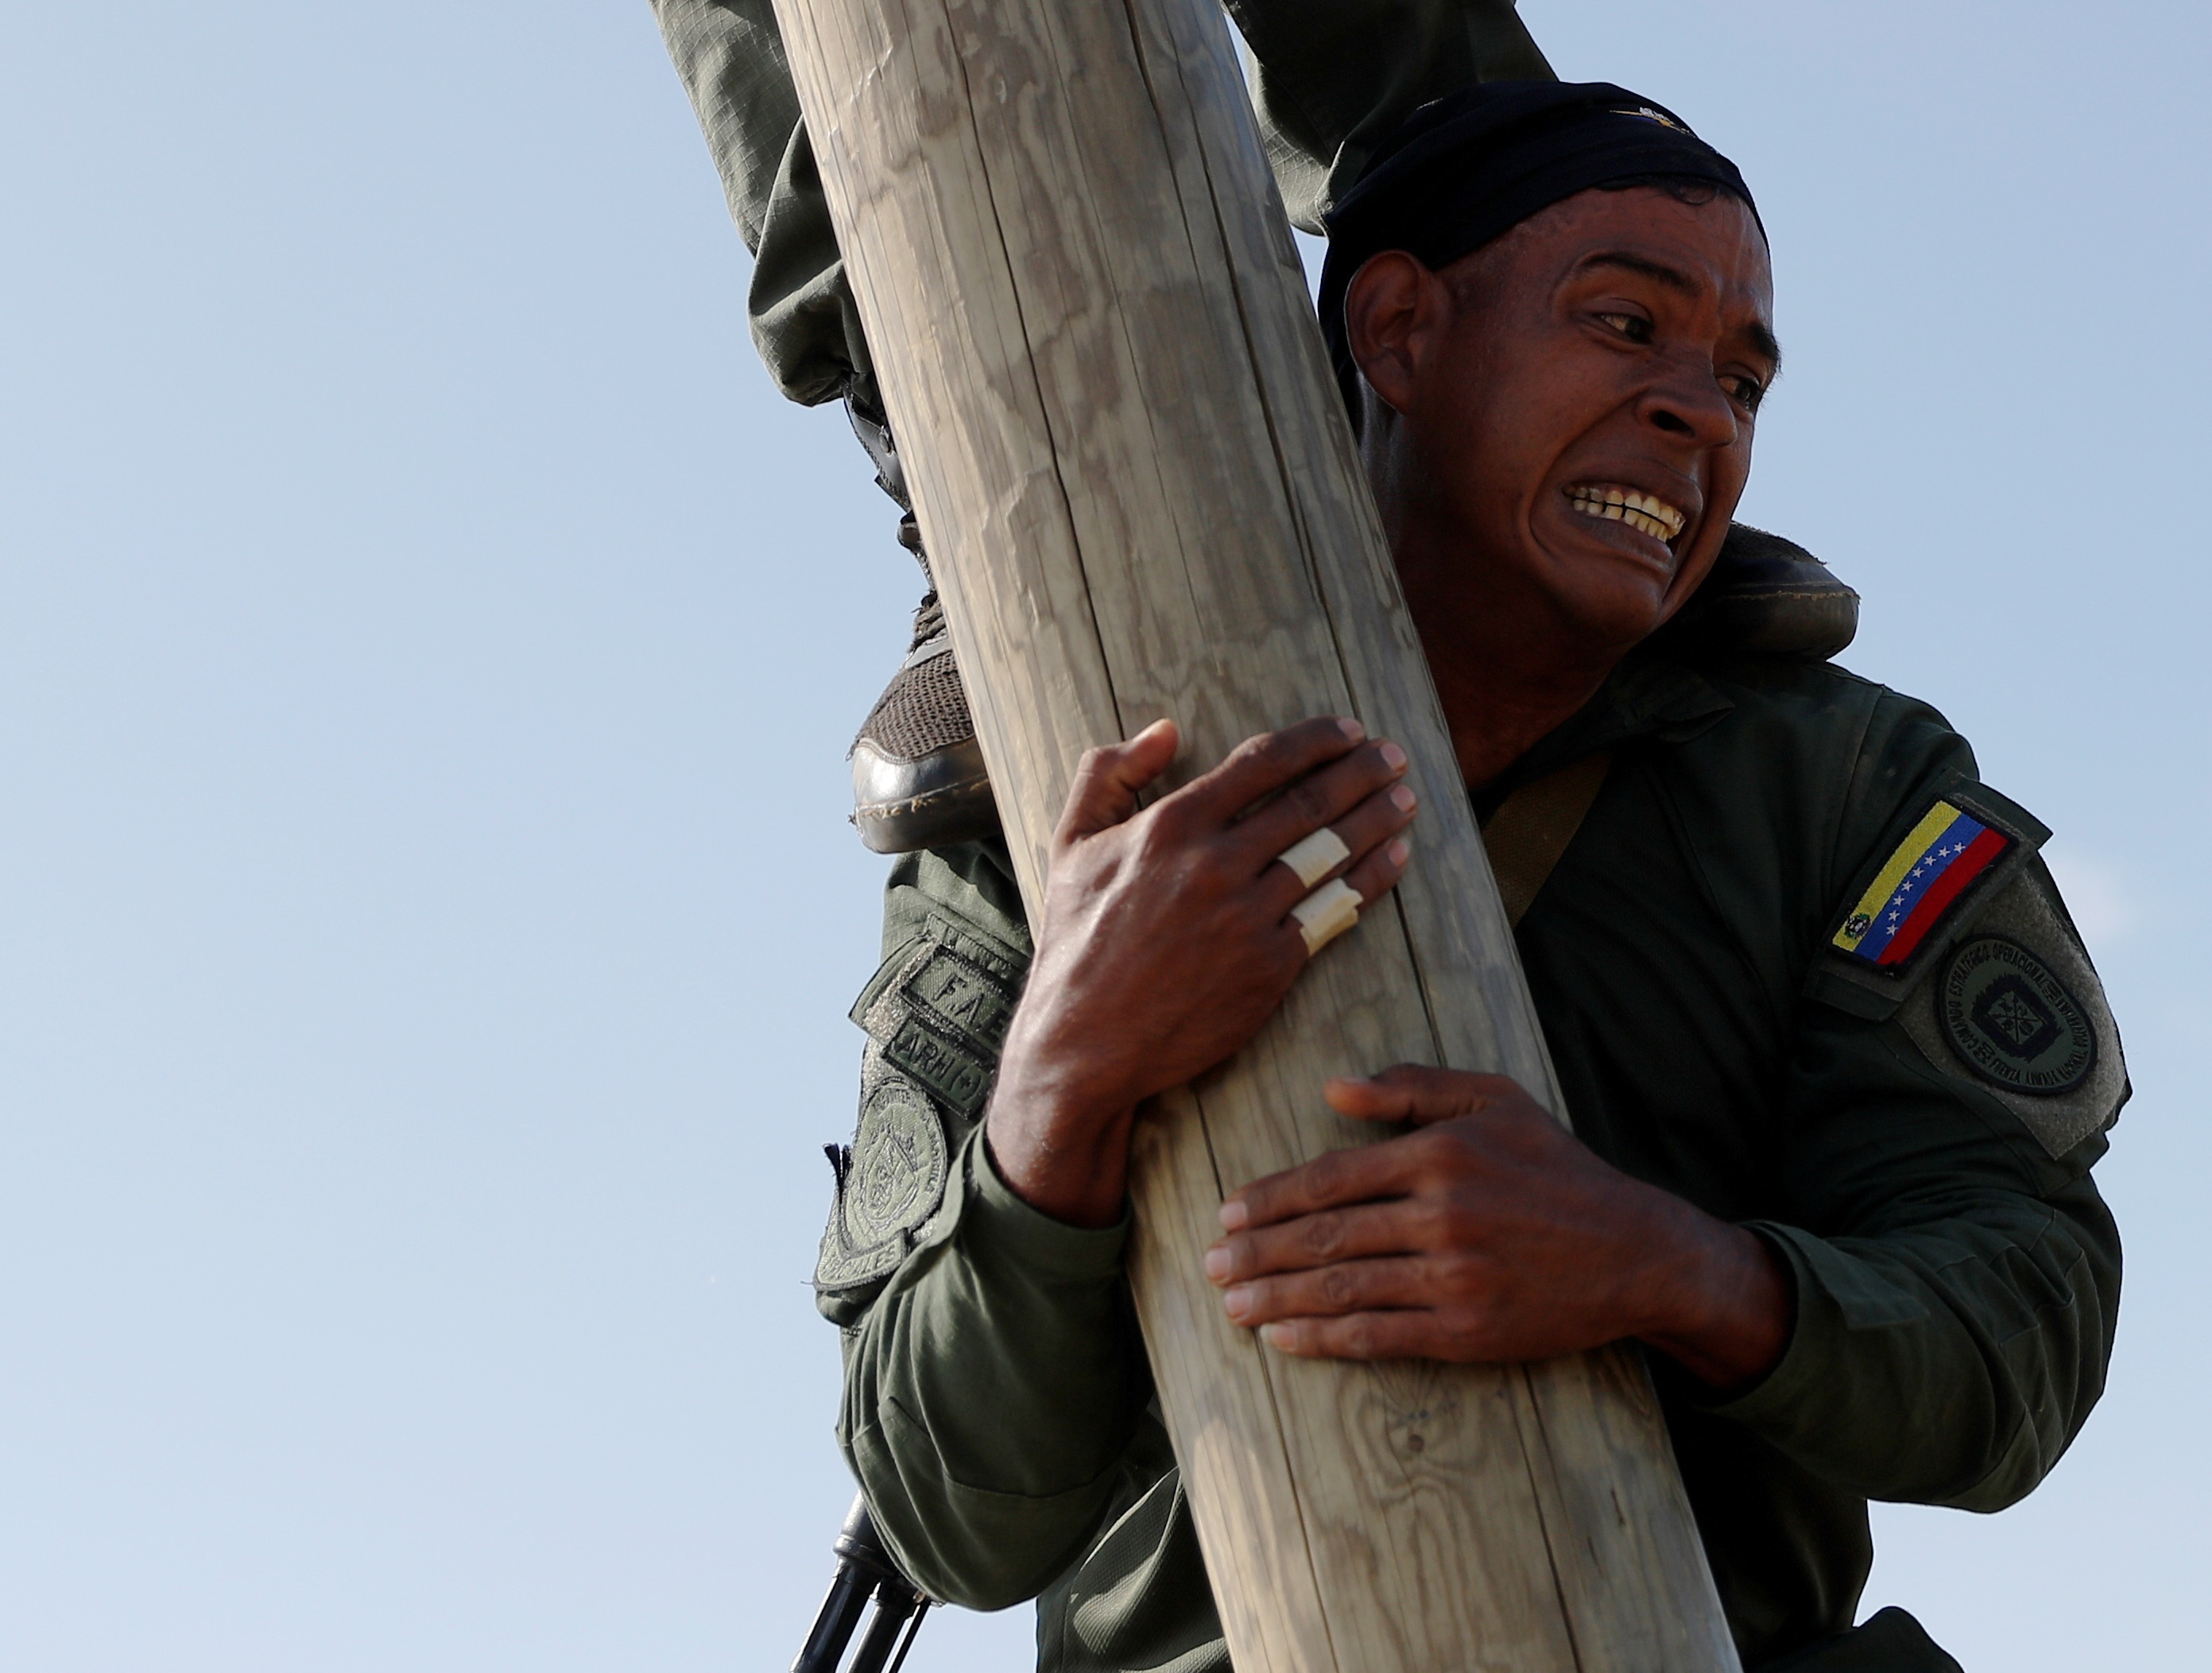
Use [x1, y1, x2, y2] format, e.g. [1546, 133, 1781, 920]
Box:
[1, 2, 2202, 1667]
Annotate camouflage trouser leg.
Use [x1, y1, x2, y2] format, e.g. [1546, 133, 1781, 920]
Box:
[647, 0, 1552, 417]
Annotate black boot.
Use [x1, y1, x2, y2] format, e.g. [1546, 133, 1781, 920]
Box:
[844, 395, 1001, 854]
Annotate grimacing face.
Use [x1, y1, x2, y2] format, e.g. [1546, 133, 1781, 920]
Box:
[1347, 186, 1778, 657]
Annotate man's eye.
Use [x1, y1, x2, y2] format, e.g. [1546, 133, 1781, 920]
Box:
[1594, 312, 1652, 343]
[1726, 374, 1766, 411]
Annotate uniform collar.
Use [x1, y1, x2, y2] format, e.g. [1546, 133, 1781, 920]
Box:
[1469, 645, 1734, 817]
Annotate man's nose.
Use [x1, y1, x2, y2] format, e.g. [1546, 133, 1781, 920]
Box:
[1637, 358, 1739, 451]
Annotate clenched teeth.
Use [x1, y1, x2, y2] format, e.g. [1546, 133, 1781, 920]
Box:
[1566, 484, 1687, 544]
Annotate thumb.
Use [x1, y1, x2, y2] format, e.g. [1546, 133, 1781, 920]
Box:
[1056, 718, 1180, 846]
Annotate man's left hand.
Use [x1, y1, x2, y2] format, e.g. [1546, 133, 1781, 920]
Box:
[1204, 1066, 1791, 1391]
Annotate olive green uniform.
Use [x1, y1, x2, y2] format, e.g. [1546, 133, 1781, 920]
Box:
[814, 637, 2126, 1672]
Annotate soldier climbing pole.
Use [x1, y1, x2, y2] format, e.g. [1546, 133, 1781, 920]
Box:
[767, 0, 1741, 1664]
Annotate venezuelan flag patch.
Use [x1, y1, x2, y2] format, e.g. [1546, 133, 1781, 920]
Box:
[1832, 800, 2012, 970]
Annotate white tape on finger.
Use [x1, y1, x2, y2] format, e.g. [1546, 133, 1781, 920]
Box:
[1292, 877, 1362, 955]
[1276, 827, 1351, 889]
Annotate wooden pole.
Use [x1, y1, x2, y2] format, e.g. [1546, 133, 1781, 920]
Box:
[769, 0, 1741, 1666]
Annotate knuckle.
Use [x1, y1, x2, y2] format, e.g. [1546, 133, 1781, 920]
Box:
[1144, 796, 1192, 841]
[1417, 1195, 1458, 1245]
[1440, 1252, 1488, 1296]
[1304, 1150, 1346, 1200]
[1298, 1214, 1345, 1260]
[1199, 842, 1249, 890]
[1230, 732, 1278, 773]
[1408, 1129, 1454, 1171]
[1286, 779, 1333, 824]
[1258, 728, 1319, 780]
[1132, 816, 1189, 870]
[1443, 1196, 1486, 1249]
[1171, 840, 1217, 889]
[1319, 1264, 1362, 1307]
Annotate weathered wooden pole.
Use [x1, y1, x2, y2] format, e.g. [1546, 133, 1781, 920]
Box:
[769, 0, 1741, 1666]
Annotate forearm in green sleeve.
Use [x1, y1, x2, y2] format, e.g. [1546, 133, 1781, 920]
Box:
[1226, 0, 1553, 229]
[1704, 1171, 2119, 1509]
[839, 1130, 1151, 1608]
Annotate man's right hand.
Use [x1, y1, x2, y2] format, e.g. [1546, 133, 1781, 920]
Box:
[986, 715, 1418, 1227]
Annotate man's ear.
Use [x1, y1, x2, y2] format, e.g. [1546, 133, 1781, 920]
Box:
[1344, 251, 1445, 418]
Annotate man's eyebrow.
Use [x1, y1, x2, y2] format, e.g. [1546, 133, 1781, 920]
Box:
[1745, 319, 1784, 375]
[1575, 251, 1784, 370]
[1576, 251, 1699, 295]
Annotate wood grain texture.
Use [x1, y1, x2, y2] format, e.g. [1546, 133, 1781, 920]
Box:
[769, 0, 1740, 1664]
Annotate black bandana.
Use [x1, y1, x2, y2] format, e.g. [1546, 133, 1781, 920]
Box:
[1317, 81, 1761, 416]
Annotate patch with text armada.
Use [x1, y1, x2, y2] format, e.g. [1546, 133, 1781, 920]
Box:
[850, 911, 1025, 1120]
[1830, 798, 2012, 972]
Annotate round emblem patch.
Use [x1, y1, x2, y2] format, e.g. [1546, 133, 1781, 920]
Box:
[1940, 935, 2095, 1096]
[840, 1073, 949, 1251]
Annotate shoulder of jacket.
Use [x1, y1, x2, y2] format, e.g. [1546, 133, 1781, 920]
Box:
[885, 835, 1032, 958]
[1885, 857, 2129, 1165]
[1647, 659, 1928, 850]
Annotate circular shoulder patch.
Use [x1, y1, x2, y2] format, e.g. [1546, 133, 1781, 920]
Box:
[840, 1073, 951, 1251]
[1941, 935, 2096, 1096]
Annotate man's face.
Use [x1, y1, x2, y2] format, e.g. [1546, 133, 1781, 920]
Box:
[1350, 187, 1777, 653]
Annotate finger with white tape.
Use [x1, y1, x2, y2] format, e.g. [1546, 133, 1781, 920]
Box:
[1275, 827, 1351, 889]
[1291, 877, 1362, 956]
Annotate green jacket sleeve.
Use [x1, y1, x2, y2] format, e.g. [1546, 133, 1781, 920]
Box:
[818, 840, 1156, 1608]
[1709, 1006, 2121, 1510]
[841, 1133, 1155, 1607]
[1694, 692, 2125, 1512]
